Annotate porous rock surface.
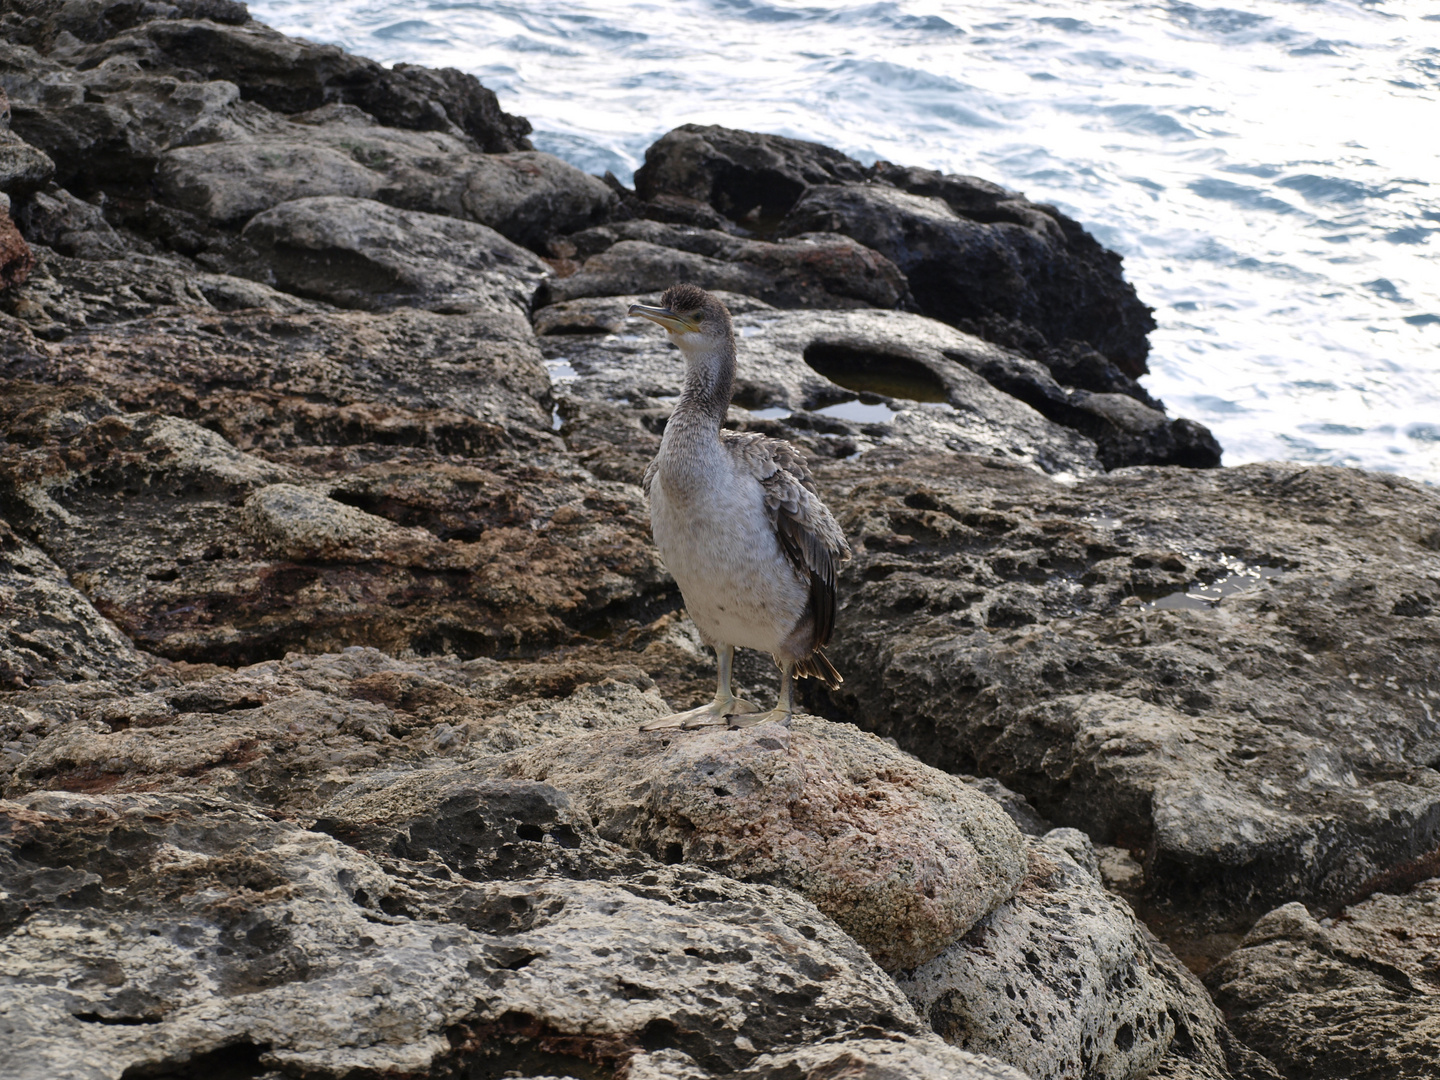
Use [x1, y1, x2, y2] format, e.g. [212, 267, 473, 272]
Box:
[475, 717, 1029, 971]
[2, 788, 985, 1080]
[1, 4, 1435, 1079]
[819, 452, 1440, 964]
[1206, 889, 1440, 1079]
[900, 829, 1275, 1080]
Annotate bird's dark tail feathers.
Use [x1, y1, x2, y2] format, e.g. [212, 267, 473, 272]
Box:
[796, 649, 843, 690]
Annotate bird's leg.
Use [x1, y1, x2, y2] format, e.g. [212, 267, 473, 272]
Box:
[728, 661, 795, 729]
[638, 645, 761, 730]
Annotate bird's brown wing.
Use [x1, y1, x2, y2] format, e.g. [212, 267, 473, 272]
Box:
[642, 456, 659, 499]
[723, 431, 851, 650]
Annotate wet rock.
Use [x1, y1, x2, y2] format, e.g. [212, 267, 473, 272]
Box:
[237, 195, 550, 314]
[635, 123, 868, 223]
[537, 220, 907, 311]
[781, 182, 1155, 375]
[1207, 894, 1440, 1078]
[475, 717, 1030, 971]
[820, 453, 1440, 962]
[1, 789, 950, 1079]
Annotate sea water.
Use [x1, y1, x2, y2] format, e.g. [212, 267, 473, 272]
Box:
[249, 0, 1440, 484]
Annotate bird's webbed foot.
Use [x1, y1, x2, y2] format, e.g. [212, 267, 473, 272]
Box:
[726, 707, 793, 730]
[639, 696, 761, 731]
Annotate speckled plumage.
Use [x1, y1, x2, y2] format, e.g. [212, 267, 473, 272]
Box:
[630, 284, 851, 727]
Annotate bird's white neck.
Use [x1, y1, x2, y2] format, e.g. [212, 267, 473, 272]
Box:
[671, 335, 735, 433]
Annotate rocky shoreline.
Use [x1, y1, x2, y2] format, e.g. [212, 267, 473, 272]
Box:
[2, 3, 1438, 1078]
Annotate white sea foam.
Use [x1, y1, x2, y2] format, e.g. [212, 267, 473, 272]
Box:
[249, 0, 1440, 483]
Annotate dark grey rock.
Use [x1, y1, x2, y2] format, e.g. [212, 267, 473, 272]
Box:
[237, 195, 549, 314]
[780, 182, 1156, 376]
[538, 219, 907, 311]
[634, 123, 868, 222]
[46, 14, 531, 151]
[1207, 895, 1440, 1078]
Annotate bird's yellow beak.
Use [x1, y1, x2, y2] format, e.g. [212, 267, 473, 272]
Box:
[628, 303, 699, 334]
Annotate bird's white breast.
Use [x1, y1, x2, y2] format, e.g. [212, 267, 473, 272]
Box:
[648, 447, 807, 656]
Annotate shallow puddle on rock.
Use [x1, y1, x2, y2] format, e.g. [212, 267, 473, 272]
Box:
[746, 406, 792, 421]
[814, 399, 896, 424]
[1147, 560, 1286, 610]
[545, 358, 578, 384]
[802, 344, 949, 403]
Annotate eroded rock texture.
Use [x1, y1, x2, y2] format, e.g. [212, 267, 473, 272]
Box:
[2, 4, 1437, 1080]
[1207, 893, 1440, 1079]
[820, 453, 1440, 962]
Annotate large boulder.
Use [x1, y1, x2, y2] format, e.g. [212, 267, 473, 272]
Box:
[237, 196, 550, 314]
[634, 123, 868, 222]
[472, 717, 1030, 971]
[819, 451, 1440, 961]
[780, 182, 1155, 375]
[1206, 893, 1440, 1078]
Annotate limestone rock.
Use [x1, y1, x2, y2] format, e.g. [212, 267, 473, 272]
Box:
[736, 1038, 1033, 1080]
[0, 519, 146, 690]
[476, 717, 1030, 971]
[1207, 893, 1440, 1078]
[0, 388, 663, 665]
[238, 196, 549, 315]
[820, 452, 1440, 958]
[240, 483, 440, 563]
[0, 648, 665, 810]
[900, 829, 1243, 1080]
[542, 299, 1104, 478]
[1, 789, 943, 1080]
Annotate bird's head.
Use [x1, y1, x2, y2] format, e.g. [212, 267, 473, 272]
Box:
[628, 283, 733, 362]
